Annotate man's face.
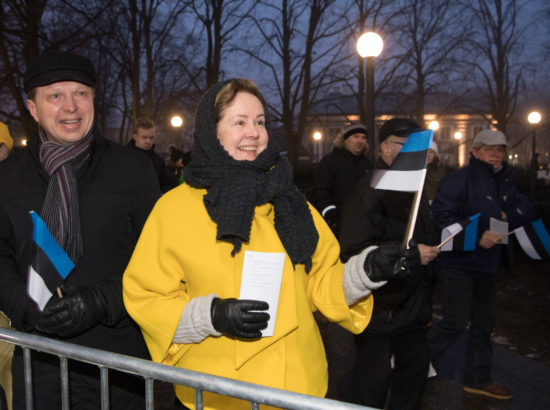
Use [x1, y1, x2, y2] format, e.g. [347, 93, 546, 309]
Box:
[472, 144, 506, 170]
[343, 132, 368, 156]
[134, 126, 155, 151]
[380, 135, 408, 166]
[27, 81, 94, 145]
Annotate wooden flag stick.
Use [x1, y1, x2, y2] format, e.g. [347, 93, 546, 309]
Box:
[57, 287, 63, 298]
[402, 170, 427, 249]
[437, 231, 459, 248]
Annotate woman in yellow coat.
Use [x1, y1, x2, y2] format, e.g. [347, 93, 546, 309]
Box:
[123, 79, 421, 410]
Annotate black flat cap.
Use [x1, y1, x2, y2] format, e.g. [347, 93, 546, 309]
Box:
[378, 118, 424, 142]
[24, 50, 96, 93]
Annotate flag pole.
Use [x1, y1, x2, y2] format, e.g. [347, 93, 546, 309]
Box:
[437, 230, 459, 248]
[402, 183, 424, 249]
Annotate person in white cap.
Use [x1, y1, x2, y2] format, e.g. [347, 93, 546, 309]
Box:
[429, 129, 536, 400]
[424, 140, 446, 203]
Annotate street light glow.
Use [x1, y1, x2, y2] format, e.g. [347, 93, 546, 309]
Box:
[527, 111, 541, 125]
[313, 131, 322, 141]
[356, 32, 384, 58]
[428, 120, 439, 131]
[171, 115, 183, 128]
[454, 131, 462, 140]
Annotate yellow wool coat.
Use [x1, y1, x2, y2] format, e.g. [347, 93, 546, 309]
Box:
[123, 183, 373, 409]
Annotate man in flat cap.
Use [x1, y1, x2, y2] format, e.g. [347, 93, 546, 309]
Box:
[429, 129, 535, 400]
[0, 50, 160, 409]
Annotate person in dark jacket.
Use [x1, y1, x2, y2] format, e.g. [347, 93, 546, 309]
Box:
[429, 129, 535, 400]
[127, 117, 173, 193]
[0, 50, 160, 410]
[339, 118, 440, 410]
[312, 123, 372, 234]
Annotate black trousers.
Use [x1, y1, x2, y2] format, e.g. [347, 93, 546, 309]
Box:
[351, 329, 429, 410]
[12, 348, 145, 410]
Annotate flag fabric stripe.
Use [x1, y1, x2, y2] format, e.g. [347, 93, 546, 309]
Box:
[372, 129, 433, 192]
[389, 150, 430, 171]
[371, 169, 427, 192]
[532, 219, 550, 256]
[514, 226, 542, 260]
[30, 211, 74, 279]
[440, 213, 480, 252]
[463, 214, 479, 251]
[28, 265, 54, 311]
[399, 130, 433, 153]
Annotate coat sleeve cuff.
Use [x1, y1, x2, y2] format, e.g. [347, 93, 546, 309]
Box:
[342, 246, 387, 305]
[172, 294, 221, 344]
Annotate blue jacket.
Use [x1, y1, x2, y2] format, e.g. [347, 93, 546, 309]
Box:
[432, 155, 535, 273]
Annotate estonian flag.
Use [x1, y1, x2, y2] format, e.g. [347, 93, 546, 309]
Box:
[513, 219, 550, 260]
[371, 129, 434, 192]
[440, 213, 480, 252]
[27, 211, 75, 310]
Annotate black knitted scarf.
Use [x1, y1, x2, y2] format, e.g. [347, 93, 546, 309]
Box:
[185, 80, 319, 272]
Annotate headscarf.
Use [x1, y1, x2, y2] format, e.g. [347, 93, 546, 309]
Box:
[185, 80, 319, 272]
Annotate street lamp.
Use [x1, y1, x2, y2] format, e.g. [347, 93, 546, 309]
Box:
[428, 120, 439, 131]
[528, 111, 542, 197]
[313, 131, 323, 163]
[171, 115, 183, 128]
[356, 31, 383, 165]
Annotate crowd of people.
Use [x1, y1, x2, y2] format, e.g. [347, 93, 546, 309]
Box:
[0, 49, 539, 410]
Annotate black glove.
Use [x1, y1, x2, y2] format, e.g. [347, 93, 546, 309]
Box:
[210, 298, 269, 339]
[323, 207, 338, 232]
[363, 240, 421, 282]
[37, 283, 107, 337]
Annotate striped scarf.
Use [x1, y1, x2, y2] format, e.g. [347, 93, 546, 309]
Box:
[39, 128, 94, 262]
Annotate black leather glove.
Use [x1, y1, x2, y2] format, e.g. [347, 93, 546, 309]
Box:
[363, 240, 421, 282]
[210, 298, 269, 339]
[37, 283, 107, 337]
[323, 207, 338, 232]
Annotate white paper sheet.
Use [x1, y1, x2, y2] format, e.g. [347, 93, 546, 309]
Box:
[490, 217, 509, 244]
[239, 251, 286, 337]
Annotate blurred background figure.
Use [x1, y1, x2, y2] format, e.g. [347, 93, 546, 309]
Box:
[424, 141, 446, 204]
[166, 145, 191, 186]
[127, 118, 174, 192]
[0, 122, 13, 162]
[312, 123, 371, 235]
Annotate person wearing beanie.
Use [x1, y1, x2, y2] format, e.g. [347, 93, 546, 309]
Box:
[123, 79, 421, 410]
[0, 122, 13, 162]
[429, 129, 535, 400]
[0, 50, 160, 409]
[424, 140, 446, 203]
[339, 117, 440, 409]
[312, 123, 372, 235]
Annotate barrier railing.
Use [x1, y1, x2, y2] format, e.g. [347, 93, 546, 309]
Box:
[0, 327, 373, 410]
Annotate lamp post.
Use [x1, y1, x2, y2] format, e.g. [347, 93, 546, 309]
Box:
[313, 131, 322, 163]
[528, 111, 542, 197]
[357, 32, 383, 165]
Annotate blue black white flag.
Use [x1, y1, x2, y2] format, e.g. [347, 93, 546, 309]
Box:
[371, 129, 434, 192]
[27, 211, 75, 310]
[439, 213, 480, 252]
[513, 219, 550, 260]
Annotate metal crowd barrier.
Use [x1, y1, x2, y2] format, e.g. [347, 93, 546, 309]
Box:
[0, 327, 373, 410]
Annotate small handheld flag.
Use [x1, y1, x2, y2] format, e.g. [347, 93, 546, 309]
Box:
[439, 213, 480, 251]
[513, 219, 550, 260]
[371, 129, 434, 192]
[27, 211, 75, 310]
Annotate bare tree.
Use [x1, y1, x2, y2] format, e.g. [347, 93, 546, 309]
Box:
[465, 0, 529, 133]
[239, 0, 348, 166]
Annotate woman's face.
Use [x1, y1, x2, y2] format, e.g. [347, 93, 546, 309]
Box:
[216, 92, 268, 161]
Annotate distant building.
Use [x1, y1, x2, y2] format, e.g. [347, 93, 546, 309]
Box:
[305, 92, 492, 168]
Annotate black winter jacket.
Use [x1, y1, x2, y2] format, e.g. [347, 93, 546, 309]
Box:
[432, 155, 535, 273]
[0, 129, 160, 357]
[312, 146, 372, 217]
[339, 159, 438, 336]
[127, 139, 173, 193]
